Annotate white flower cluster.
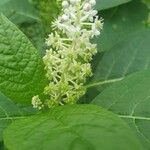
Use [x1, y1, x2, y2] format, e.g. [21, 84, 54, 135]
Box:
[32, 0, 103, 109]
[32, 95, 44, 110]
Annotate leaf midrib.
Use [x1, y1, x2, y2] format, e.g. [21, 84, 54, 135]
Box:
[119, 115, 150, 121]
[86, 77, 124, 88]
[0, 116, 26, 121]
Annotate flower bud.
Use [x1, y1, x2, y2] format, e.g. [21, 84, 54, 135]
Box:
[70, 0, 76, 5]
[83, 3, 91, 11]
[62, 1, 69, 8]
[61, 14, 69, 21]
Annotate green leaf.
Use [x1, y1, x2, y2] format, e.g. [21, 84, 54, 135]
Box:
[0, 0, 39, 24]
[3, 105, 143, 150]
[92, 70, 150, 149]
[95, 0, 149, 53]
[0, 14, 47, 104]
[96, 0, 131, 10]
[85, 1, 150, 100]
[0, 91, 36, 150]
[142, 0, 150, 9]
[0, 92, 27, 142]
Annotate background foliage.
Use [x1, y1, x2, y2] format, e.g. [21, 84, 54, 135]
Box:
[0, 0, 150, 149]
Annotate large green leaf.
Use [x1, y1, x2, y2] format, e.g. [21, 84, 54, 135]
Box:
[92, 70, 150, 149]
[3, 105, 143, 150]
[95, 0, 149, 53]
[0, 91, 36, 149]
[96, 0, 131, 10]
[92, 27, 150, 83]
[85, 1, 150, 100]
[0, 0, 39, 24]
[0, 14, 47, 104]
[0, 92, 27, 142]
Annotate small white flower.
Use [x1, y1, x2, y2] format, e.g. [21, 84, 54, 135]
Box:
[52, 18, 62, 29]
[91, 17, 103, 36]
[70, 0, 77, 5]
[64, 5, 76, 19]
[89, 10, 98, 21]
[46, 33, 54, 47]
[83, 3, 91, 11]
[66, 25, 81, 38]
[89, 0, 96, 6]
[91, 10, 98, 16]
[62, 1, 69, 9]
[61, 14, 69, 21]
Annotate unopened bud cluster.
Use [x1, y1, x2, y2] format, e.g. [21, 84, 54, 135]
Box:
[32, 0, 103, 109]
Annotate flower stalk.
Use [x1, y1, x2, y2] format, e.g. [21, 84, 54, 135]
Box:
[32, 0, 103, 109]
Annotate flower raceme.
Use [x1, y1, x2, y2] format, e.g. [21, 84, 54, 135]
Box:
[32, 0, 103, 109]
